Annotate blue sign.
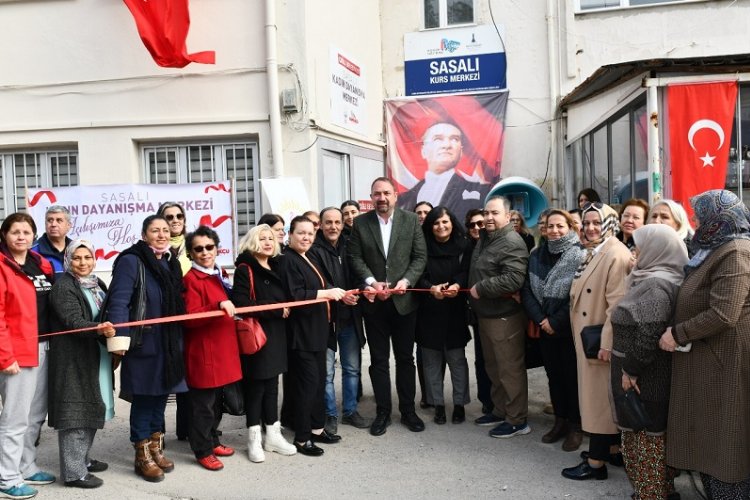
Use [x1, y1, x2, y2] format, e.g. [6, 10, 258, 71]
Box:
[405, 52, 507, 96]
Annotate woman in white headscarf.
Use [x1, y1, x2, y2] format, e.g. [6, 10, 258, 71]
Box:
[610, 225, 687, 500]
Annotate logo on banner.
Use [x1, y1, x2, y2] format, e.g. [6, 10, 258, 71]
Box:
[440, 39, 460, 53]
[687, 119, 725, 168]
[28, 190, 57, 207]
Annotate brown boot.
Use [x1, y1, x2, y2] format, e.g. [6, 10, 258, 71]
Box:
[148, 432, 175, 472]
[134, 439, 165, 482]
[562, 422, 583, 452]
[542, 417, 568, 443]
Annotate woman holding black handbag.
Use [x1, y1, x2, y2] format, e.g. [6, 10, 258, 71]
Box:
[611, 224, 687, 499]
[562, 202, 631, 481]
[232, 224, 297, 463]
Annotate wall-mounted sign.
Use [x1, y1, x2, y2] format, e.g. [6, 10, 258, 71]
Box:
[330, 46, 367, 135]
[404, 24, 506, 96]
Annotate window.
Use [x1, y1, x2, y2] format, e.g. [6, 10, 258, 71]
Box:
[0, 150, 78, 221]
[424, 0, 473, 29]
[570, 98, 648, 204]
[577, 0, 702, 12]
[143, 141, 259, 235]
[317, 137, 384, 207]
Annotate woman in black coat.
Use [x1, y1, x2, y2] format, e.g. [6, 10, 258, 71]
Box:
[416, 207, 471, 425]
[232, 224, 297, 463]
[48, 240, 116, 488]
[280, 216, 346, 456]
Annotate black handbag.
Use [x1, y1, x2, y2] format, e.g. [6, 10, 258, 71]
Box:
[615, 388, 653, 432]
[580, 324, 604, 359]
[222, 381, 245, 416]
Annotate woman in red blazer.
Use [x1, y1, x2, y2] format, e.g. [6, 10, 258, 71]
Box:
[182, 225, 241, 471]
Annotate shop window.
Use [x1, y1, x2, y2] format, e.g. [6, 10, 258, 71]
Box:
[424, 0, 474, 29]
[0, 150, 78, 221]
[143, 141, 258, 235]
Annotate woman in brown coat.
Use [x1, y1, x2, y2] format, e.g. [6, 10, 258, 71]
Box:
[659, 190, 750, 499]
[562, 202, 631, 481]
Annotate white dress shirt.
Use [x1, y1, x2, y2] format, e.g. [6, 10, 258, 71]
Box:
[417, 169, 454, 207]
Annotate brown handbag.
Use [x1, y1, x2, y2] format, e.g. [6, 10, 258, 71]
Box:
[235, 263, 268, 355]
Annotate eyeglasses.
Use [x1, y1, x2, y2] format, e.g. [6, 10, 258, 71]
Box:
[165, 213, 185, 221]
[192, 244, 216, 253]
[467, 221, 484, 229]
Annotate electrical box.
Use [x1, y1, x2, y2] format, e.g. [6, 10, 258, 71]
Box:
[281, 89, 299, 113]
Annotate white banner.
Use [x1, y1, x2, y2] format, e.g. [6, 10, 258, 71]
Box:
[26, 182, 235, 271]
[330, 45, 367, 135]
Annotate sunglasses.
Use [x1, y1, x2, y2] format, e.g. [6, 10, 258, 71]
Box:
[467, 221, 484, 229]
[510, 218, 521, 223]
[192, 244, 216, 253]
[165, 213, 185, 221]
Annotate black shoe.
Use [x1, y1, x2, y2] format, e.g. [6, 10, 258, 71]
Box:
[579, 450, 624, 467]
[434, 405, 446, 425]
[419, 400, 434, 409]
[65, 473, 103, 489]
[86, 459, 108, 473]
[561, 461, 608, 481]
[401, 412, 425, 432]
[295, 440, 324, 456]
[310, 429, 342, 444]
[452, 405, 465, 424]
[370, 412, 392, 436]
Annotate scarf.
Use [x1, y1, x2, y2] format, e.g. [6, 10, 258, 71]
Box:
[628, 225, 687, 287]
[64, 239, 106, 309]
[117, 240, 185, 387]
[686, 190, 750, 272]
[531, 230, 586, 303]
[574, 202, 620, 278]
[190, 261, 232, 295]
[169, 234, 191, 275]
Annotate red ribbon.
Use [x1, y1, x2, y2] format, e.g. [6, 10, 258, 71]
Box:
[39, 288, 480, 339]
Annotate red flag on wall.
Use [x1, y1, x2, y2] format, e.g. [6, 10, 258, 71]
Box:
[668, 81, 737, 218]
[123, 0, 215, 68]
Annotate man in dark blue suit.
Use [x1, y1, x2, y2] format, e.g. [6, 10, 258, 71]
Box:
[348, 177, 427, 436]
[396, 121, 490, 220]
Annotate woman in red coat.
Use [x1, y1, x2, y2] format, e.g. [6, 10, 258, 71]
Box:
[182, 225, 242, 471]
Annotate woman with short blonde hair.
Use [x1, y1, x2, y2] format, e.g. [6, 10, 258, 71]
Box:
[238, 225, 281, 258]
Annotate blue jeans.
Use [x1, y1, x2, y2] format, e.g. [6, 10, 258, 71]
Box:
[325, 325, 361, 417]
[130, 394, 168, 442]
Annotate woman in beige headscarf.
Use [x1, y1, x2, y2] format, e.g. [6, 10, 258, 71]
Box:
[611, 224, 687, 499]
[562, 202, 631, 481]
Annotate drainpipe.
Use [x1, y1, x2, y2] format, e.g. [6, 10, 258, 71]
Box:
[546, 0, 560, 203]
[646, 83, 660, 203]
[265, 0, 284, 177]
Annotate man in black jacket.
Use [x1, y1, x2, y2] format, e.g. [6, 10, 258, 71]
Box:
[308, 208, 370, 434]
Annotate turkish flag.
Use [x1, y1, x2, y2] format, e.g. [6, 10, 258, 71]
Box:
[123, 0, 215, 68]
[669, 81, 737, 219]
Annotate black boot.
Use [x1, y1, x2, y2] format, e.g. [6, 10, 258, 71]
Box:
[434, 405, 446, 425]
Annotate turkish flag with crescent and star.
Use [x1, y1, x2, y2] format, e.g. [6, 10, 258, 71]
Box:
[123, 0, 215, 68]
[668, 81, 738, 219]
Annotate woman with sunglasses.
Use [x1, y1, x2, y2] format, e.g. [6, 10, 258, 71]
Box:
[509, 210, 535, 253]
[156, 202, 191, 441]
[157, 202, 190, 276]
[181, 226, 241, 471]
[463, 208, 493, 416]
[562, 201, 631, 481]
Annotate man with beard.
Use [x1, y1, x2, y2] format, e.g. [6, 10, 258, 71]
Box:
[397, 121, 490, 220]
[348, 177, 427, 436]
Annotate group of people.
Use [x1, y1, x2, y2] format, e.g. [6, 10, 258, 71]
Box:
[0, 179, 748, 500]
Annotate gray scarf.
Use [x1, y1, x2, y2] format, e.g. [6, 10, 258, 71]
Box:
[530, 230, 585, 303]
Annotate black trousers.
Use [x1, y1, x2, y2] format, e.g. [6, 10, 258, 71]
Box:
[473, 323, 494, 412]
[289, 349, 326, 443]
[363, 300, 417, 414]
[539, 335, 580, 424]
[175, 392, 190, 438]
[589, 432, 620, 461]
[243, 376, 279, 427]
[188, 387, 223, 459]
